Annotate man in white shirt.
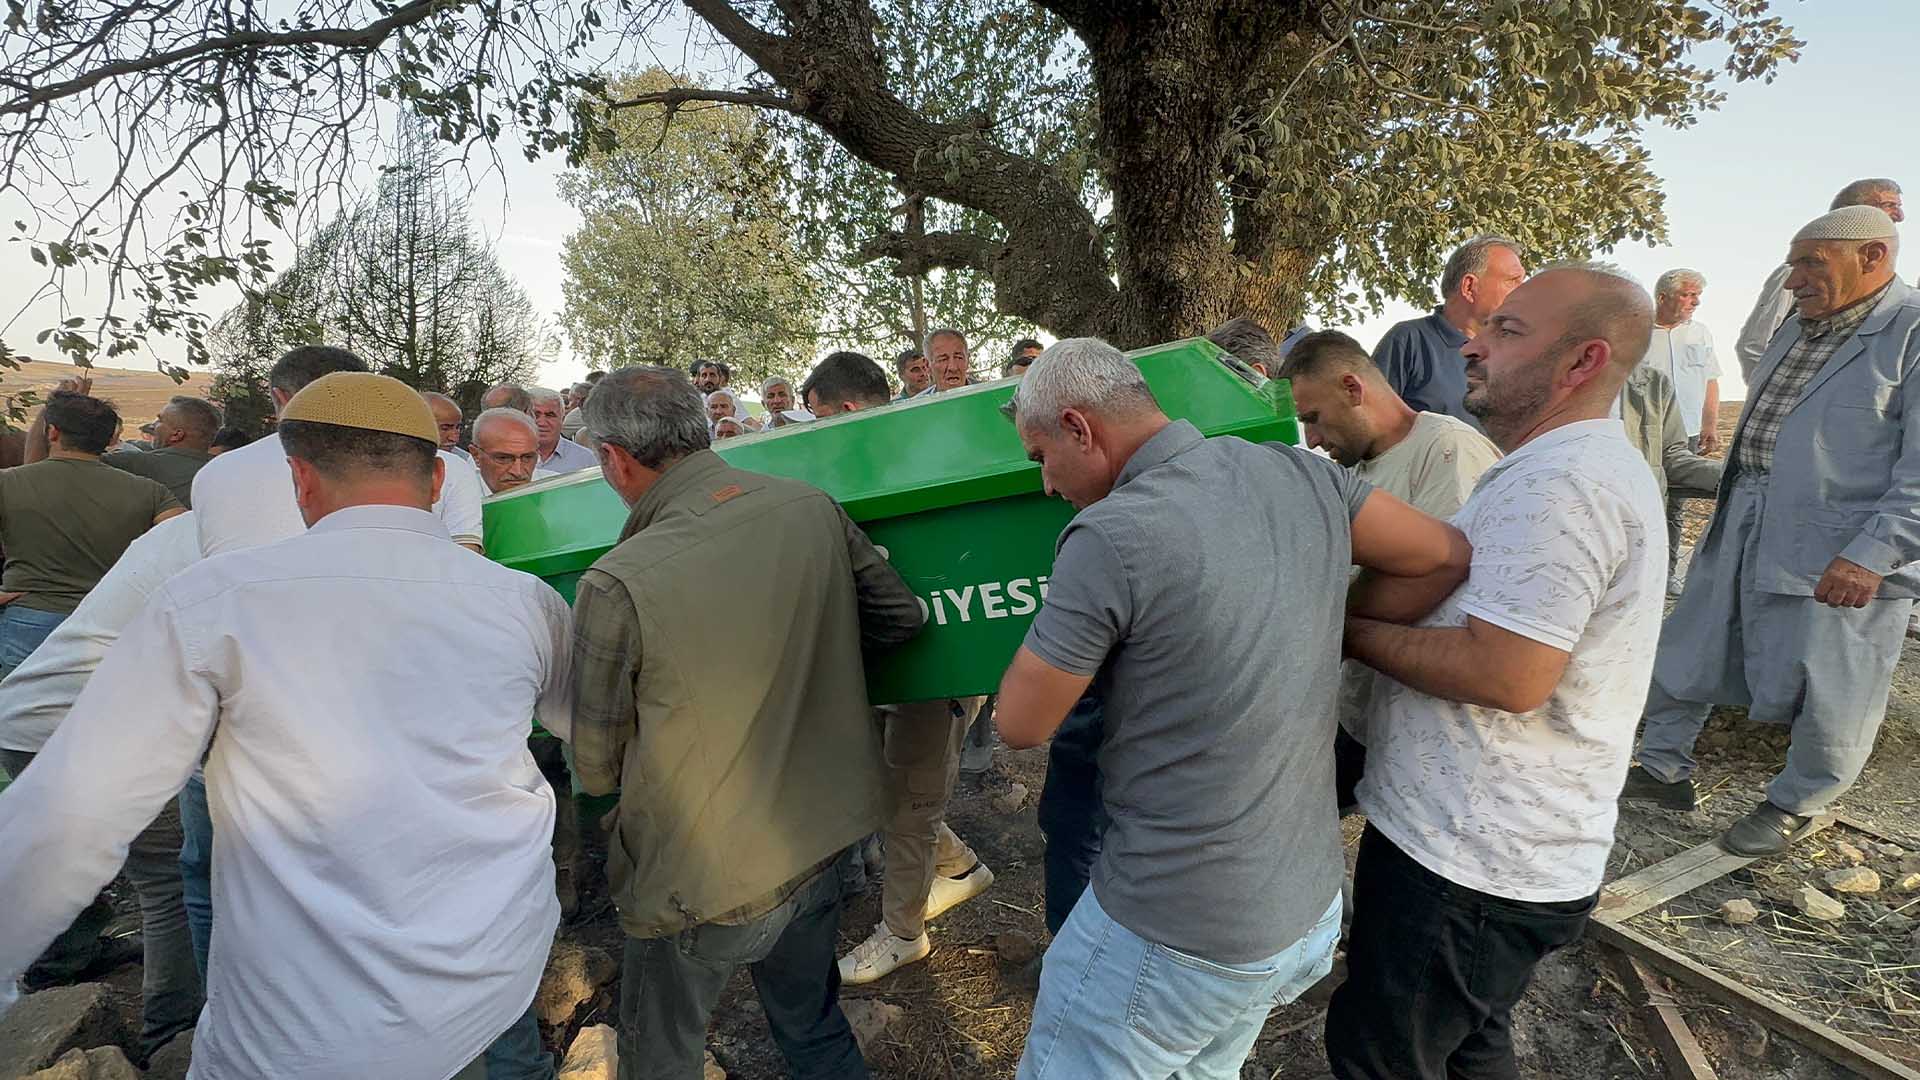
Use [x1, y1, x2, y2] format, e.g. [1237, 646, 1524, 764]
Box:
[1274, 329, 1501, 813]
[1327, 264, 1667, 1080]
[528, 386, 597, 474]
[1648, 268, 1722, 581]
[1734, 178, 1903, 381]
[0, 513, 203, 1057]
[470, 407, 559, 495]
[0, 372, 574, 1080]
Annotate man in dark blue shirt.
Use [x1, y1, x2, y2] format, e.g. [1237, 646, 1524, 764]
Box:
[1373, 235, 1527, 434]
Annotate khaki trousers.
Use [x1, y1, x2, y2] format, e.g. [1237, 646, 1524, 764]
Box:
[880, 698, 980, 939]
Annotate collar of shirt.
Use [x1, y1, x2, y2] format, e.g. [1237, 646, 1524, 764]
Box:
[1482, 417, 1623, 480]
[1115, 419, 1205, 489]
[306, 503, 451, 542]
[1800, 282, 1890, 340]
[1425, 307, 1470, 348]
[622, 449, 730, 539]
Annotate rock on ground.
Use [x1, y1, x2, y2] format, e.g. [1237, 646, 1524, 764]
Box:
[23, 1048, 139, 1080]
[557, 1024, 617, 1079]
[839, 999, 903, 1053]
[1894, 872, 1920, 893]
[1718, 898, 1760, 926]
[0, 985, 128, 1080]
[995, 929, 1040, 966]
[1824, 867, 1882, 895]
[145, 1029, 194, 1080]
[1834, 840, 1868, 866]
[704, 1050, 727, 1080]
[536, 941, 619, 1028]
[1793, 885, 1846, 921]
[992, 783, 1029, 815]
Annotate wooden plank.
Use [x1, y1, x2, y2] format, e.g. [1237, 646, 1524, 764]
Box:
[1590, 918, 1920, 1080]
[1602, 947, 1719, 1080]
[1597, 815, 1836, 924]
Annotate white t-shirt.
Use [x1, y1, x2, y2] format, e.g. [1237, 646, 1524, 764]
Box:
[192, 433, 485, 554]
[1646, 321, 1721, 438]
[1342, 413, 1501, 741]
[1357, 419, 1666, 901]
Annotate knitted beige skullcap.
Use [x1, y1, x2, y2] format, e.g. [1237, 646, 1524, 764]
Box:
[1792, 205, 1897, 244]
[280, 372, 438, 443]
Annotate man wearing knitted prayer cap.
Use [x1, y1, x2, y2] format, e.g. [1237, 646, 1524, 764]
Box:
[0, 371, 576, 1079]
[1623, 206, 1920, 856]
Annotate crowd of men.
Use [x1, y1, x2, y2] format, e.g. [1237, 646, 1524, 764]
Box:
[0, 174, 1913, 1080]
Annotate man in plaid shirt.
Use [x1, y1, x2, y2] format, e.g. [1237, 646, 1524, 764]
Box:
[1624, 205, 1920, 856]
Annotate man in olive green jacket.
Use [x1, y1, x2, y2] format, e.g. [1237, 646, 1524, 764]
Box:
[570, 366, 923, 1080]
[1618, 362, 1722, 585]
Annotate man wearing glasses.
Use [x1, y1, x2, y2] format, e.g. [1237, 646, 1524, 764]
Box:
[469, 408, 557, 495]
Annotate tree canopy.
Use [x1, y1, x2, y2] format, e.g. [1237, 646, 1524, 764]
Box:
[1, 0, 1803, 371]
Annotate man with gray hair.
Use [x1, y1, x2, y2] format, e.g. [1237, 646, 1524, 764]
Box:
[561, 382, 594, 442]
[1330, 263, 1667, 1080]
[759, 374, 813, 428]
[468, 408, 556, 495]
[569, 366, 923, 1079]
[1644, 268, 1724, 586]
[1372, 234, 1528, 434]
[480, 382, 533, 414]
[525, 386, 596, 475]
[923, 328, 976, 395]
[995, 338, 1471, 1078]
[1734, 178, 1903, 381]
[1624, 205, 1920, 856]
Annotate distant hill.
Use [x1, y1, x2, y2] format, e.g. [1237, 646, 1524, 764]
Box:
[2, 360, 214, 431]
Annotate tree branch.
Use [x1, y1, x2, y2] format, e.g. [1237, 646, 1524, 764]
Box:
[2, 0, 479, 117]
[855, 229, 994, 276]
[604, 87, 802, 113]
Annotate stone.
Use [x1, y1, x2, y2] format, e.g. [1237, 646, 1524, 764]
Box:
[1895, 872, 1920, 894]
[995, 930, 1039, 967]
[1876, 842, 1906, 860]
[1825, 867, 1882, 895]
[536, 941, 619, 1028]
[992, 783, 1029, 815]
[145, 1029, 194, 1080]
[1718, 898, 1760, 926]
[556, 1024, 618, 1080]
[0, 985, 127, 1080]
[704, 1049, 727, 1080]
[1834, 841, 1868, 866]
[840, 999, 903, 1052]
[1793, 885, 1846, 921]
[24, 1048, 140, 1080]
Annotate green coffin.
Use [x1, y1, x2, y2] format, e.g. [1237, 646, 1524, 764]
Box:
[483, 337, 1299, 704]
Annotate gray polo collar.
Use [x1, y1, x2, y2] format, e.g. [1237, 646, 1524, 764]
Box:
[1115, 420, 1204, 489]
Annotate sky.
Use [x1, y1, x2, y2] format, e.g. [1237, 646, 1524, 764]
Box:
[4, 2, 1916, 400]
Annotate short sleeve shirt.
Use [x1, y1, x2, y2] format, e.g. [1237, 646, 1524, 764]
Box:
[0, 458, 180, 613]
[1357, 419, 1667, 901]
[1646, 321, 1722, 438]
[102, 446, 212, 508]
[1373, 310, 1485, 434]
[1024, 421, 1373, 963]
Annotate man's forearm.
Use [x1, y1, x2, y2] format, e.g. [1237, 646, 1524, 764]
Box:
[1347, 617, 1557, 713]
[1348, 564, 1466, 625]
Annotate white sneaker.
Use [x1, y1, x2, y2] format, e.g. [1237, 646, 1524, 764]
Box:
[925, 862, 995, 922]
[838, 922, 930, 985]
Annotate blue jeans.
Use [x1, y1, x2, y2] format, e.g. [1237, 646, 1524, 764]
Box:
[1019, 888, 1341, 1080]
[177, 773, 214, 979]
[1037, 697, 1106, 936]
[483, 1005, 553, 1079]
[0, 605, 67, 676]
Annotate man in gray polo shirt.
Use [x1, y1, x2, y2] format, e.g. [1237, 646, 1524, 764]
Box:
[994, 338, 1471, 1080]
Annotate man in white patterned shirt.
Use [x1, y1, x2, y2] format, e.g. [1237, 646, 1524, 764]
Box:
[1327, 264, 1667, 1080]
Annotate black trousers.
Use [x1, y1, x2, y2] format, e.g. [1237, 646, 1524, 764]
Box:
[1035, 695, 1107, 936]
[1325, 825, 1595, 1080]
[618, 868, 867, 1080]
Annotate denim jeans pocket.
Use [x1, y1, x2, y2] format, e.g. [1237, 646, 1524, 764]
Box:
[1126, 941, 1283, 1054]
[1269, 895, 1342, 1007]
[680, 899, 795, 966]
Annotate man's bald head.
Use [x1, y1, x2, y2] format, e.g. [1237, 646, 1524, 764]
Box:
[421, 391, 464, 451]
[1460, 261, 1653, 451]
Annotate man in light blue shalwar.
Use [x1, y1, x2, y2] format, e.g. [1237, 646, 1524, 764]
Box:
[1623, 204, 1920, 857]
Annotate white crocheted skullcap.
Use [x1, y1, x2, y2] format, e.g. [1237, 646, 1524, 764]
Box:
[1793, 205, 1897, 244]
